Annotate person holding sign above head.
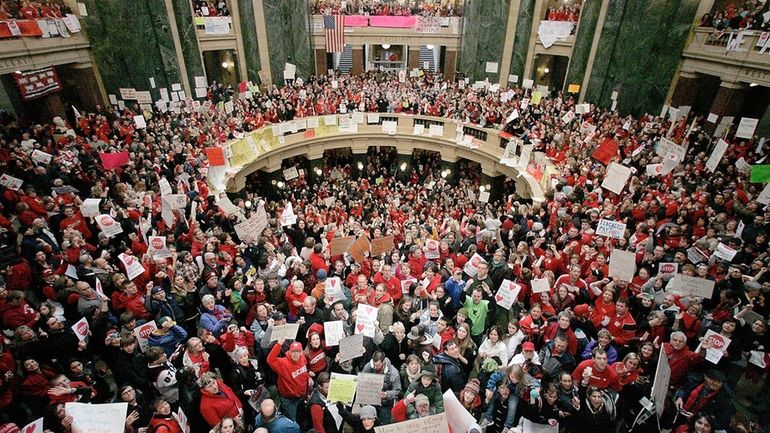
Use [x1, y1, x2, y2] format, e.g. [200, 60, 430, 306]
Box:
[335, 403, 379, 433]
[267, 338, 309, 421]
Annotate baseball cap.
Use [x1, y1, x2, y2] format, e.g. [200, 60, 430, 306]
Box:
[151, 286, 163, 295]
[453, 267, 463, 274]
[522, 341, 535, 351]
[289, 342, 303, 352]
[414, 394, 430, 406]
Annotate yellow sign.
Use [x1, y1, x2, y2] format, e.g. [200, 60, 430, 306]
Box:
[531, 91, 543, 105]
[327, 373, 358, 404]
[568, 84, 581, 93]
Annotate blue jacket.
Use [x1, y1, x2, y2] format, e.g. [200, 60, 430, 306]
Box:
[147, 325, 188, 356]
[445, 278, 467, 309]
[199, 305, 230, 336]
[254, 413, 300, 433]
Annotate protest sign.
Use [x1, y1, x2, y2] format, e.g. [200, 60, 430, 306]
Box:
[339, 333, 365, 362]
[234, 218, 261, 244]
[327, 373, 358, 404]
[657, 262, 678, 278]
[656, 137, 686, 161]
[442, 390, 480, 433]
[374, 413, 450, 433]
[174, 408, 190, 433]
[651, 350, 671, 415]
[280, 202, 297, 226]
[750, 165, 770, 183]
[463, 253, 486, 277]
[522, 419, 558, 433]
[698, 330, 731, 364]
[592, 138, 618, 165]
[119, 253, 145, 280]
[609, 249, 636, 282]
[495, 279, 522, 310]
[348, 235, 371, 264]
[706, 139, 728, 172]
[96, 214, 123, 238]
[31, 149, 53, 164]
[370, 236, 395, 256]
[330, 236, 357, 256]
[80, 198, 101, 217]
[324, 320, 345, 346]
[736, 117, 759, 139]
[21, 418, 43, 433]
[147, 236, 171, 260]
[355, 304, 378, 338]
[71, 317, 89, 341]
[669, 274, 715, 298]
[425, 239, 440, 259]
[601, 163, 632, 195]
[324, 277, 346, 305]
[66, 403, 128, 433]
[269, 323, 300, 341]
[596, 219, 626, 239]
[713, 242, 737, 261]
[355, 373, 385, 405]
[0, 173, 23, 191]
[283, 167, 299, 180]
[531, 278, 551, 294]
[133, 321, 157, 352]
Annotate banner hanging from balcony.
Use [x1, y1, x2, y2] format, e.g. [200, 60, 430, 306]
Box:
[13, 66, 62, 100]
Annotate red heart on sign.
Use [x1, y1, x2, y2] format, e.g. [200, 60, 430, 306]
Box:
[24, 424, 36, 433]
[356, 323, 365, 332]
[330, 280, 337, 287]
[496, 295, 504, 302]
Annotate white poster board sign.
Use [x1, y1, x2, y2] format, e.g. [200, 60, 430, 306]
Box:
[66, 402, 128, 433]
[609, 249, 636, 282]
[596, 219, 626, 239]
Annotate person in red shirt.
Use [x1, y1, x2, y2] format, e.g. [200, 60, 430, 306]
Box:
[285, 280, 307, 320]
[59, 205, 92, 240]
[572, 348, 621, 392]
[268, 339, 310, 421]
[606, 298, 637, 347]
[664, 331, 707, 388]
[1, 290, 38, 330]
[111, 280, 150, 321]
[308, 244, 329, 275]
[374, 263, 402, 302]
[199, 373, 243, 427]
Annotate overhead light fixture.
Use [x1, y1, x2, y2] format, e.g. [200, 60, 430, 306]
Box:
[441, 169, 449, 178]
[382, 44, 391, 49]
[485, 184, 491, 190]
[271, 180, 277, 185]
[750, 82, 759, 87]
[426, 44, 434, 50]
[357, 162, 364, 170]
[400, 162, 407, 171]
[315, 167, 322, 175]
[222, 61, 228, 68]
[244, 200, 252, 208]
[543, 67, 550, 74]
[277, 181, 285, 188]
[479, 185, 486, 192]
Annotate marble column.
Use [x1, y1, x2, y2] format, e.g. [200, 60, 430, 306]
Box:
[710, 80, 747, 117]
[459, 0, 510, 82]
[669, 71, 699, 109]
[508, 0, 534, 82]
[564, 0, 602, 95]
[70, 64, 102, 110]
[234, 0, 261, 82]
[315, 49, 328, 75]
[263, 0, 313, 84]
[444, 50, 457, 81]
[408, 48, 420, 71]
[352, 48, 364, 75]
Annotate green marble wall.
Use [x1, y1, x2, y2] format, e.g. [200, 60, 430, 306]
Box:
[564, 0, 600, 91]
[170, 0, 206, 89]
[263, 0, 313, 84]
[81, 0, 182, 97]
[508, 0, 534, 82]
[459, 0, 510, 82]
[584, 0, 699, 116]
[237, 0, 261, 83]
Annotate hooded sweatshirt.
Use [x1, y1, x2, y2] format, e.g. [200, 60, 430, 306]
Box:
[267, 343, 309, 398]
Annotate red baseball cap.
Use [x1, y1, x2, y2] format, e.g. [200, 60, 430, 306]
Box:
[289, 342, 303, 352]
[522, 342, 536, 351]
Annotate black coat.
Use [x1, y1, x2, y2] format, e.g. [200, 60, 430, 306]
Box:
[432, 352, 467, 394]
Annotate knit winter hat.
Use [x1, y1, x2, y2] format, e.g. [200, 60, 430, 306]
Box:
[464, 378, 481, 396]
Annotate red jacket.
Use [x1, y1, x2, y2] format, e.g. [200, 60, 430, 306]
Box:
[606, 312, 637, 346]
[267, 343, 309, 398]
[1, 302, 37, 329]
[664, 343, 703, 388]
[199, 380, 242, 427]
[572, 359, 621, 392]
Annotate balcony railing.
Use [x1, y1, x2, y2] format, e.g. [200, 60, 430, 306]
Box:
[684, 27, 770, 67]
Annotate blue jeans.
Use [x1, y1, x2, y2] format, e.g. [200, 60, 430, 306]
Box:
[280, 395, 302, 421]
[483, 393, 519, 428]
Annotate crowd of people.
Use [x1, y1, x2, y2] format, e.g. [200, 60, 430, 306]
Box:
[310, 0, 462, 17]
[0, 0, 70, 20]
[701, 1, 768, 31]
[544, 4, 580, 23]
[192, 0, 230, 18]
[0, 65, 767, 433]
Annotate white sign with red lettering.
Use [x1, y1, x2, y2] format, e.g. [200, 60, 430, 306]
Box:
[72, 317, 89, 341]
[355, 303, 378, 338]
[424, 239, 440, 259]
[133, 321, 157, 352]
[148, 236, 171, 259]
[463, 253, 485, 277]
[657, 262, 678, 278]
[21, 418, 43, 433]
[495, 280, 522, 310]
[119, 253, 146, 280]
[96, 214, 123, 238]
[0, 173, 23, 191]
[699, 330, 731, 364]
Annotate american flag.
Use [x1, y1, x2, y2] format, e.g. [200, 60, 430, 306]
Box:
[324, 15, 345, 53]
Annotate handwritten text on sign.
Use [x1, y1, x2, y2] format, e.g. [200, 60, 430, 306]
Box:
[374, 413, 450, 433]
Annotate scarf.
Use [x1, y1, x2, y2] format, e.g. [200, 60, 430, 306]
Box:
[683, 383, 718, 415]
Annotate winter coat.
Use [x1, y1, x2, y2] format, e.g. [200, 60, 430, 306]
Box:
[433, 353, 467, 394]
[199, 380, 242, 427]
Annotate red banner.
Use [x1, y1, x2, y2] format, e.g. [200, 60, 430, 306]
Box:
[592, 137, 618, 166]
[13, 66, 62, 100]
[99, 152, 130, 170]
[0, 20, 42, 38]
[344, 15, 368, 27]
[368, 16, 416, 28]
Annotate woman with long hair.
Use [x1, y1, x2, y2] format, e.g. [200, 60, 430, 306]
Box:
[453, 322, 477, 377]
